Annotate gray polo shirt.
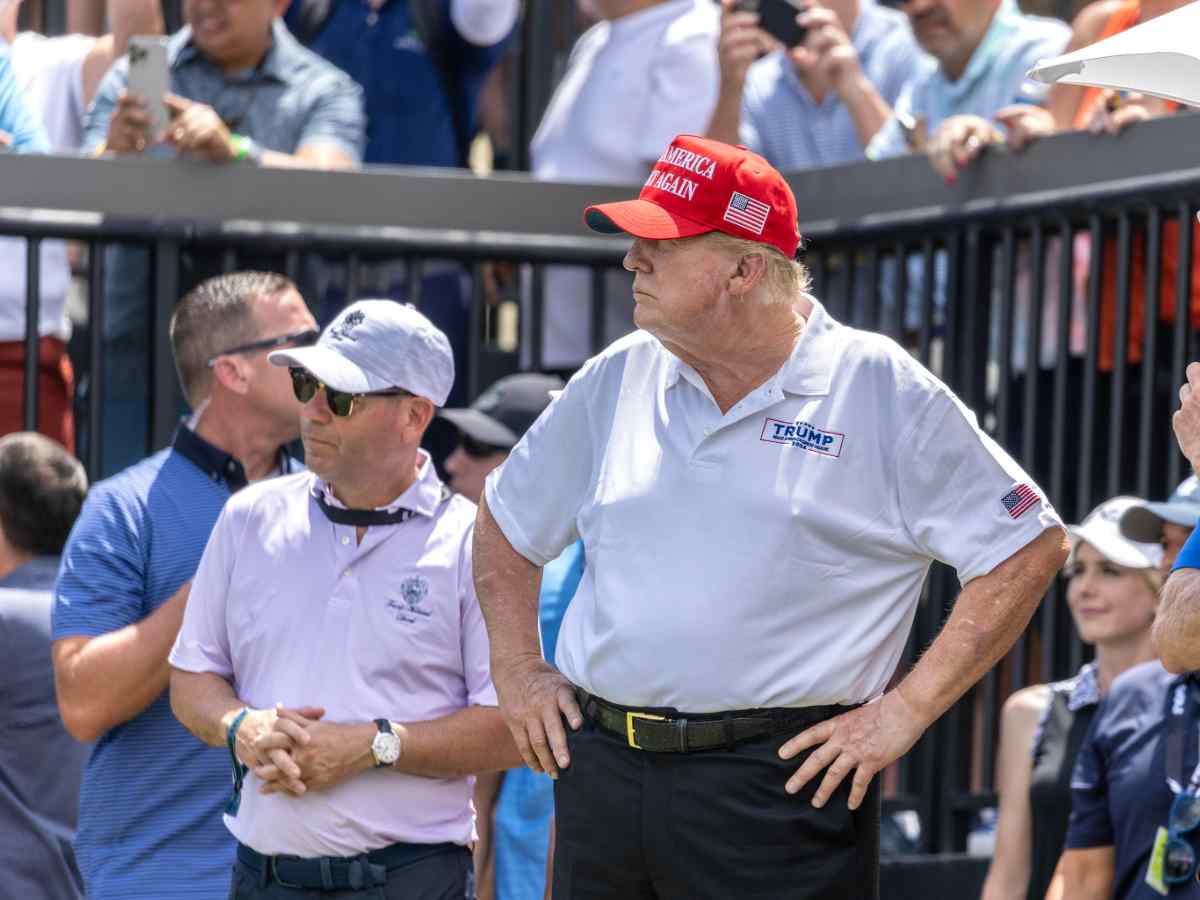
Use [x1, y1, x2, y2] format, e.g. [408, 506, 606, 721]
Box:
[0, 556, 90, 900]
[83, 19, 366, 341]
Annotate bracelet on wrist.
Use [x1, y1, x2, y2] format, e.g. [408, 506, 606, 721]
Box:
[228, 133, 262, 165]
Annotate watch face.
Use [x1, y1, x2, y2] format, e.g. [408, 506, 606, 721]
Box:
[372, 731, 401, 766]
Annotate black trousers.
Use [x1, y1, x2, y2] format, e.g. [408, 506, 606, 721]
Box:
[552, 717, 881, 900]
[227, 846, 474, 900]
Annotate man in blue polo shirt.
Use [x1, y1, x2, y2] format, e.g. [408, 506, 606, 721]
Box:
[283, 0, 518, 407]
[0, 40, 47, 152]
[51, 271, 317, 899]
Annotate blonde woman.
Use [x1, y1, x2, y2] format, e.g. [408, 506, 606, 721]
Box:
[981, 497, 1162, 900]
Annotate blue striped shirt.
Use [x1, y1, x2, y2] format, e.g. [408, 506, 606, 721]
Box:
[52, 429, 296, 899]
[739, 0, 925, 171]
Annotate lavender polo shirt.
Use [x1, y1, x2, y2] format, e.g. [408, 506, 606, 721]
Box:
[169, 452, 497, 857]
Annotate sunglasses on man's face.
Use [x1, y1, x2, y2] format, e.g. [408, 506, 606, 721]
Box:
[289, 367, 412, 418]
[458, 433, 509, 460]
[1164, 790, 1200, 884]
[206, 328, 320, 368]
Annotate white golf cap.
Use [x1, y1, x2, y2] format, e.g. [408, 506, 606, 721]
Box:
[1068, 496, 1163, 570]
[1119, 476, 1200, 543]
[269, 299, 455, 406]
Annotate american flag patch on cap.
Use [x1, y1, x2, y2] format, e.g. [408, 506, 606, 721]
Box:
[1001, 484, 1039, 519]
[723, 191, 771, 235]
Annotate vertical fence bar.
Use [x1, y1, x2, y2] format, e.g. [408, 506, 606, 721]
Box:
[1078, 215, 1104, 523]
[1170, 202, 1194, 490]
[1022, 220, 1046, 476]
[87, 242, 105, 477]
[466, 263, 485, 401]
[285, 250, 301, 284]
[889, 241, 908, 343]
[838, 249, 855, 324]
[221, 246, 238, 273]
[23, 237, 41, 432]
[408, 258, 425, 309]
[530, 265, 545, 372]
[151, 240, 181, 452]
[860, 245, 880, 331]
[995, 225, 1017, 446]
[345, 253, 361, 305]
[919, 240, 935, 371]
[1139, 207, 1162, 498]
[590, 266, 606, 356]
[1108, 212, 1133, 496]
[807, 248, 826, 300]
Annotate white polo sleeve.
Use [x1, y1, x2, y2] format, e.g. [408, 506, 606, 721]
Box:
[484, 368, 597, 567]
[896, 389, 1062, 585]
[168, 504, 242, 679]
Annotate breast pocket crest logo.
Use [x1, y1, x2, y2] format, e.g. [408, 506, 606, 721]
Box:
[387, 575, 432, 624]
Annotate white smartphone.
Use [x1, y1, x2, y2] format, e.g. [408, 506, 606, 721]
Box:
[127, 36, 170, 141]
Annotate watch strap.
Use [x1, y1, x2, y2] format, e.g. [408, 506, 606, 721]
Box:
[373, 718, 394, 768]
[225, 707, 250, 816]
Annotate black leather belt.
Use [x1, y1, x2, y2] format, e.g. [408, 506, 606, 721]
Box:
[236, 840, 459, 891]
[577, 688, 853, 754]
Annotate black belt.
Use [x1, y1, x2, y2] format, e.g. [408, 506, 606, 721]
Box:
[236, 841, 460, 891]
[577, 688, 854, 754]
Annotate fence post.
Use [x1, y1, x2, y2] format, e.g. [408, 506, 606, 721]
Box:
[151, 240, 182, 452]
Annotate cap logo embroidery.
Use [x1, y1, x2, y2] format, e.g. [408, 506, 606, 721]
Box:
[329, 309, 366, 342]
[645, 168, 699, 202]
[387, 574, 432, 623]
[656, 146, 718, 180]
[724, 191, 771, 235]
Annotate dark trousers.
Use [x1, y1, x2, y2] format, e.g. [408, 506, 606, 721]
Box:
[552, 718, 881, 900]
[227, 846, 474, 900]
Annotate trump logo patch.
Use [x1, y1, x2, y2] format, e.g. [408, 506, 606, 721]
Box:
[760, 418, 844, 458]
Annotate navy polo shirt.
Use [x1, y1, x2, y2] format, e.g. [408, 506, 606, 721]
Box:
[1066, 661, 1200, 899]
[285, 0, 509, 166]
[52, 427, 297, 899]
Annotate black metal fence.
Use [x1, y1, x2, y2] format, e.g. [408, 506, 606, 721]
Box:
[4, 111, 1200, 851]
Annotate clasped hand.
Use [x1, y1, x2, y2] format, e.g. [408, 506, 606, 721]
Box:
[234, 704, 377, 797]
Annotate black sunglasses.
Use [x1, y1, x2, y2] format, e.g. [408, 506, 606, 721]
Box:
[458, 433, 509, 459]
[289, 367, 411, 418]
[207, 328, 319, 367]
[1164, 790, 1200, 884]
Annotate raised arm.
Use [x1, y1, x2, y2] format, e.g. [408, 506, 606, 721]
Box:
[1153, 568, 1200, 673]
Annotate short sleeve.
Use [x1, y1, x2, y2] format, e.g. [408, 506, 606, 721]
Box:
[633, 33, 718, 165]
[1064, 701, 1115, 849]
[896, 388, 1062, 584]
[296, 72, 366, 163]
[81, 57, 128, 154]
[484, 364, 597, 567]
[53, 486, 148, 640]
[168, 505, 240, 679]
[0, 50, 48, 153]
[458, 523, 497, 707]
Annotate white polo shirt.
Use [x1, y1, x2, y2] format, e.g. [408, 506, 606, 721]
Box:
[524, 0, 719, 368]
[170, 452, 496, 857]
[486, 299, 1061, 713]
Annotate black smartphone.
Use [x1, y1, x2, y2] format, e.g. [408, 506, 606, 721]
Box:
[739, 0, 809, 48]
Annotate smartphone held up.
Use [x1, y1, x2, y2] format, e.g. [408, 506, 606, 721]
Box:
[734, 0, 808, 49]
[127, 36, 170, 142]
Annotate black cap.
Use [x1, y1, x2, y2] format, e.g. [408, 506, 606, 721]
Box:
[439, 373, 565, 448]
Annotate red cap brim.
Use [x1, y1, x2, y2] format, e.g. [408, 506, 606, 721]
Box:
[584, 199, 713, 241]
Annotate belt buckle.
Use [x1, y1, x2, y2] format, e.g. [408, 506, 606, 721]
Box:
[625, 710, 666, 749]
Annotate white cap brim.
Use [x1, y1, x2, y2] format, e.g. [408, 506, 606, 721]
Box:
[1068, 522, 1159, 569]
[1119, 501, 1200, 543]
[268, 345, 380, 394]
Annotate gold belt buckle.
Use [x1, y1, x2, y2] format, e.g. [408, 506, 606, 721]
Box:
[625, 710, 666, 749]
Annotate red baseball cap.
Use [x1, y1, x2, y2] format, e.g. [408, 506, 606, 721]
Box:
[584, 134, 801, 259]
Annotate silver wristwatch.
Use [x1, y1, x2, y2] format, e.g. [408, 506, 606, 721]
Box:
[371, 719, 401, 767]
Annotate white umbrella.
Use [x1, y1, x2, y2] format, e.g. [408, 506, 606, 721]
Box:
[1027, 0, 1200, 106]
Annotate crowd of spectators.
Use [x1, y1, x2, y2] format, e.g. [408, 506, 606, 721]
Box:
[1, 0, 1199, 897]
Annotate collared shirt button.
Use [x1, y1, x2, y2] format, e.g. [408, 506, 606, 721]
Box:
[343, 568, 352, 577]
[340, 536, 350, 546]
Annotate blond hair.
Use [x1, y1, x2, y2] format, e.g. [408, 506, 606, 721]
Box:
[698, 232, 811, 304]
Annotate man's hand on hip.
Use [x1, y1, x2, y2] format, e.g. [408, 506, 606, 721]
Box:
[493, 654, 582, 779]
[1174, 361, 1200, 476]
[777, 690, 926, 809]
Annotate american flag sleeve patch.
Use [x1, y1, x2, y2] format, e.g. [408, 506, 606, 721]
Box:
[1000, 484, 1040, 520]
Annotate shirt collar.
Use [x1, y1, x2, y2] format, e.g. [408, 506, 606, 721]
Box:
[0, 555, 61, 590]
[1067, 662, 1101, 712]
[312, 449, 448, 521]
[943, 6, 1021, 96]
[171, 422, 289, 491]
[171, 19, 290, 83]
[662, 297, 843, 397]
